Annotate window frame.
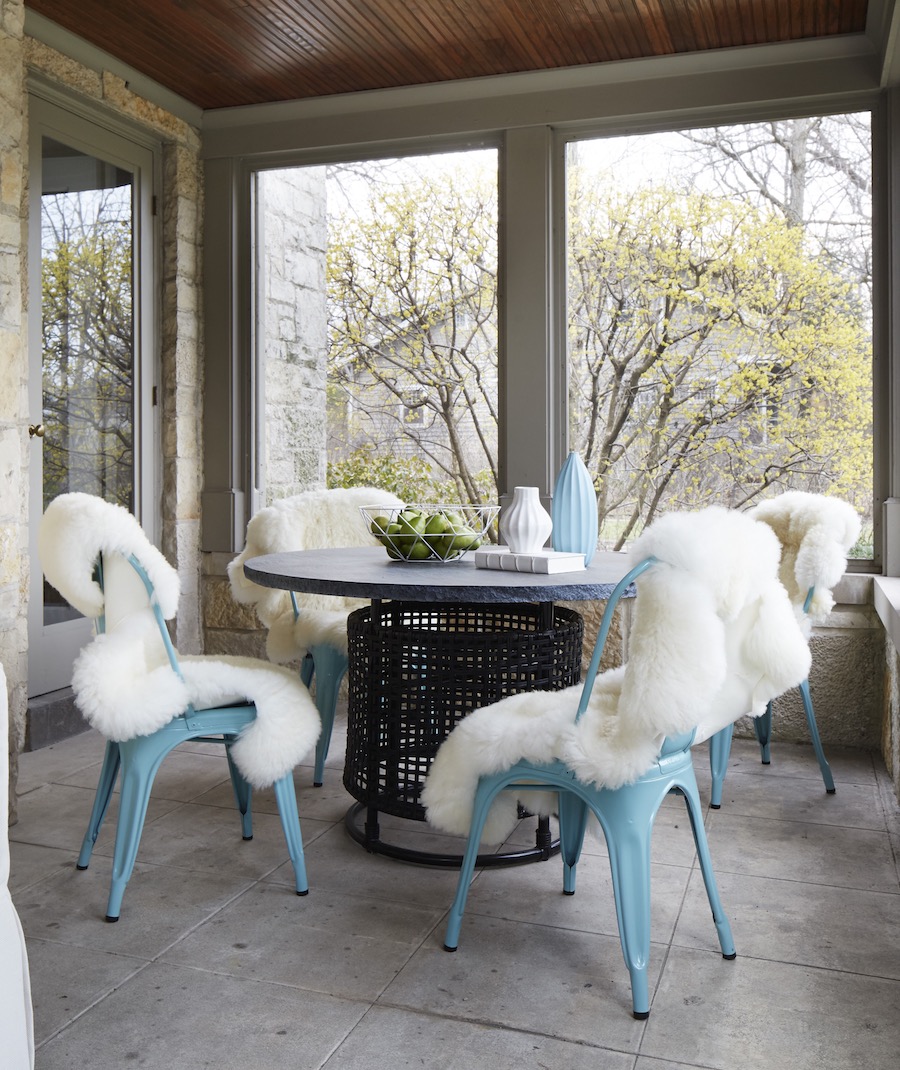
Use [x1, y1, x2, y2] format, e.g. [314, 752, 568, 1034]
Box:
[201, 67, 891, 572]
[554, 107, 884, 567]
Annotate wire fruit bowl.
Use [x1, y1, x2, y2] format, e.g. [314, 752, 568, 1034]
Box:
[361, 504, 500, 562]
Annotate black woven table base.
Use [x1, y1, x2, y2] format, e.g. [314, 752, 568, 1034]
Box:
[343, 600, 583, 864]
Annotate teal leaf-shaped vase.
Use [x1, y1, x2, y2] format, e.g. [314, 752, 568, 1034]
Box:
[551, 451, 598, 565]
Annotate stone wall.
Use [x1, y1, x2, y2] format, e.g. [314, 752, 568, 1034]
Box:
[202, 168, 329, 655]
[0, 1, 28, 822]
[2, 14, 205, 810]
[884, 634, 900, 801]
[257, 167, 329, 498]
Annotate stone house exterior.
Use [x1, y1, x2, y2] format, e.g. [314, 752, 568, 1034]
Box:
[2, 0, 900, 827]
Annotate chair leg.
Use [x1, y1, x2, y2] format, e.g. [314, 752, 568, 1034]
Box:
[272, 773, 309, 895]
[708, 724, 733, 809]
[557, 790, 589, 895]
[300, 652, 315, 689]
[308, 644, 347, 787]
[443, 773, 507, 951]
[105, 735, 175, 922]
[799, 678, 835, 793]
[77, 740, 121, 870]
[226, 745, 254, 840]
[678, 772, 736, 961]
[754, 702, 773, 764]
[597, 786, 655, 1019]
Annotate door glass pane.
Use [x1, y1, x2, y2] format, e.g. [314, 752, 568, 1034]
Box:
[40, 137, 135, 624]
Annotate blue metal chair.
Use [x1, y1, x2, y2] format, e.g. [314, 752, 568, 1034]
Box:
[441, 559, 736, 1020]
[75, 551, 309, 921]
[291, 592, 349, 788]
[708, 585, 834, 807]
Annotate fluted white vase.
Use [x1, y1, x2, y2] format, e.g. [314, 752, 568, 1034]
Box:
[500, 486, 553, 554]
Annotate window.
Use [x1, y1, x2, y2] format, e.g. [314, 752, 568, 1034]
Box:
[565, 115, 873, 556]
[256, 149, 499, 506]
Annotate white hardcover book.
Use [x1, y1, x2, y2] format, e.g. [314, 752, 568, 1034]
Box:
[473, 547, 586, 573]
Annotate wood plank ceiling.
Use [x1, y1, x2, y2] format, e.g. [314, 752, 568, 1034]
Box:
[26, 0, 869, 111]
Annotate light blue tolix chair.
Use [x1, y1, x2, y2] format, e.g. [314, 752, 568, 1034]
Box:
[437, 560, 735, 1019]
[707, 492, 860, 808]
[39, 493, 320, 922]
[425, 505, 814, 1019]
[708, 586, 833, 807]
[228, 487, 403, 787]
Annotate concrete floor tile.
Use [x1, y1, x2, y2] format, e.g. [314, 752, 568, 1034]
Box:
[705, 809, 898, 891]
[457, 850, 691, 944]
[16, 856, 255, 954]
[293, 824, 465, 908]
[8, 840, 77, 894]
[634, 1060, 701, 1069]
[383, 912, 655, 1049]
[10, 781, 179, 854]
[17, 725, 900, 1070]
[60, 747, 235, 803]
[324, 1005, 635, 1069]
[26, 938, 146, 1045]
[112, 799, 333, 877]
[15, 730, 106, 793]
[197, 768, 356, 824]
[676, 868, 900, 978]
[701, 737, 880, 788]
[161, 883, 445, 1001]
[35, 961, 368, 1070]
[703, 769, 886, 829]
[641, 945, 900, 1070]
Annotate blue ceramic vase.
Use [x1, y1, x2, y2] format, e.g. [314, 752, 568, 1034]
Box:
[551, 451, 598, 565]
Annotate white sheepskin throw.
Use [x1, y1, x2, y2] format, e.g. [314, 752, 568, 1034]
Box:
[228, 487, 403, 661]
[40, 493, 180, 620]
[422, 506, 812, 844]
[40, 493, 320, 789]
[748, 491, 860, 624]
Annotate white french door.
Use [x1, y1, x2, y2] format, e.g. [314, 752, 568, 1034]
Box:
[27, 96, 157, 697]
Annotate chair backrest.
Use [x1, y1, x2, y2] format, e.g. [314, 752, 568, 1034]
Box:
[748, 491, 860, 622]
[228, 486, 403, 624]
[98, 552, 183, 680]
[576, 557, 656, 723]
[39, 492, 181, 625]
[579, 507, 813, 746]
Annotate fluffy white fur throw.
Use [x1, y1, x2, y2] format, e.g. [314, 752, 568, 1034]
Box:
[748, 491, 861, 625]
[40, 493, 320, 789]
[228, 487, 403, 661]
[422, 506, 812, 844]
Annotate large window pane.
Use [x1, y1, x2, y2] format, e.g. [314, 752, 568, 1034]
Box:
[257, 149, 499, 506]
[566, 115, 873, 555]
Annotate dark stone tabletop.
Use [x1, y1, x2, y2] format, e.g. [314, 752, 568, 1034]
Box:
[244, 546, 634, 603]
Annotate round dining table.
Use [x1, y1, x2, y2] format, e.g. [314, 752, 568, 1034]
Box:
[244, 545, 635, 866]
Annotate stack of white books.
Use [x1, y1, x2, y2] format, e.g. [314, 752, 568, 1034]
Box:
[473, 546, 586, 574]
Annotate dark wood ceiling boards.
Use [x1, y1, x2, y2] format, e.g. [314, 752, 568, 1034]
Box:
[26, 1, 870, 110]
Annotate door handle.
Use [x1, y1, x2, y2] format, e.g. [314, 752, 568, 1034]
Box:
[28, 423, 45, 438]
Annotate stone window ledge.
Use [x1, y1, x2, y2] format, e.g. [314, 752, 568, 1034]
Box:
[873, 575, 900, 650]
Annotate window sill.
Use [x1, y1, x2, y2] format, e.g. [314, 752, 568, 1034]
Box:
[873, 575, 900, 652]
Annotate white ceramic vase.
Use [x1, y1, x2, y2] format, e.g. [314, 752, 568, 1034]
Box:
[500, 486, 553, 553]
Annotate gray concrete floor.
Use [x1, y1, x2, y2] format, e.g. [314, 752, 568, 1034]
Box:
[10, 710, 900, 1070]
